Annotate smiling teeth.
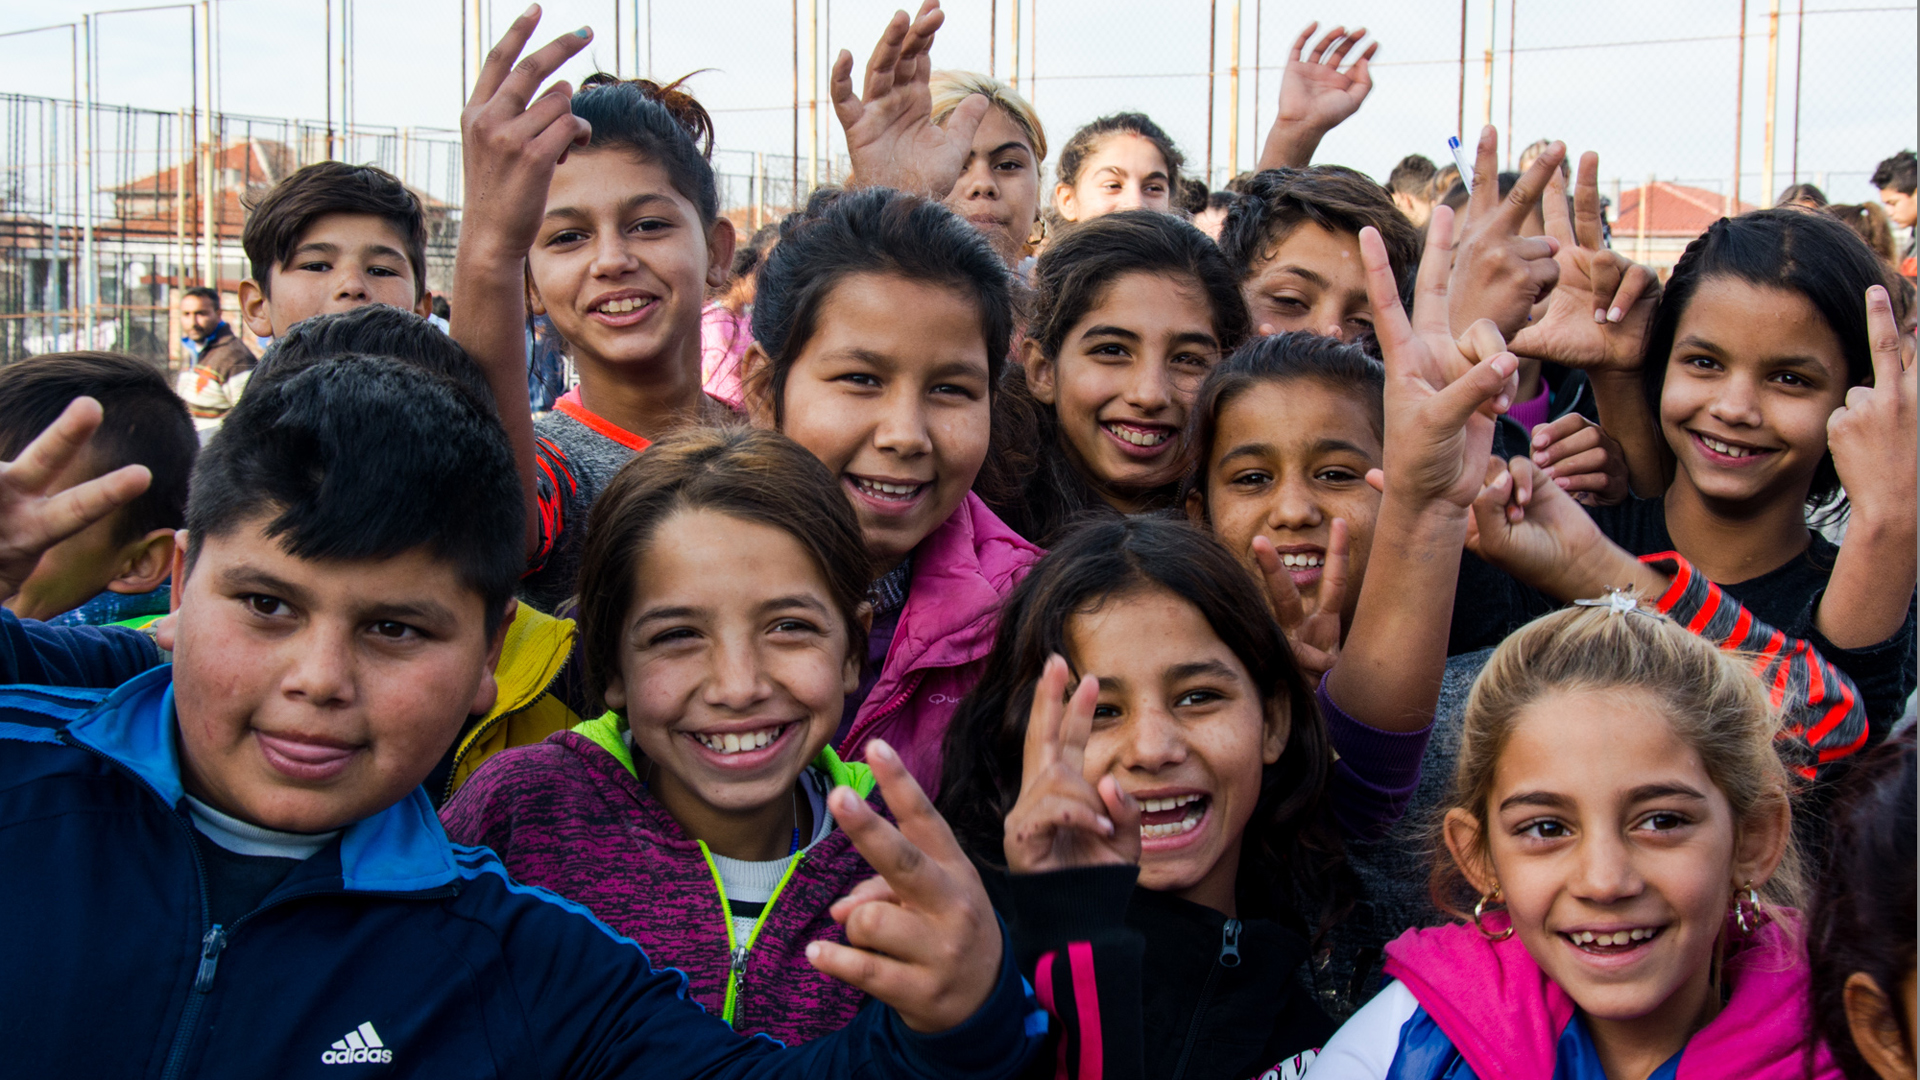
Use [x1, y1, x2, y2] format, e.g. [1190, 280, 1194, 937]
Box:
[853, 478, 923, 501]
[693, 725, 784, 754]
[1280, 553, 1324, 569]
[1139, 793, 1203, 814]
[1700, 435, 1754, 458]
[1568, 928, 1656, 945]
[1139, 795, 1205, 838]
[598, 297, 650, 314]
[1104, 424, 1171, 447]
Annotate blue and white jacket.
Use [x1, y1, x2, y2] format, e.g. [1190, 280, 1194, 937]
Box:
[0, 667, 1045, 1079]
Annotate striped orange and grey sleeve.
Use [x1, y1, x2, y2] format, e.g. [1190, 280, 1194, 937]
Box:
[1641, 552, 1869, 781]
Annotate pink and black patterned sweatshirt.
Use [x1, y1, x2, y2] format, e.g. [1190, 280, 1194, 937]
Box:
[440, 717, 884, 1045]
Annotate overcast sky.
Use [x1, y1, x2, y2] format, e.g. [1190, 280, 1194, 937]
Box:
[3, 0, 1913, 205]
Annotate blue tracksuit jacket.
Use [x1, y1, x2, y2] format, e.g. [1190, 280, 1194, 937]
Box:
[0, 666, 1045, 1078]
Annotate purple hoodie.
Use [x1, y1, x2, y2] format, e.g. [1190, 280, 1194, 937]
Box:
[440, 721, 883, 1045]
[839, 493, 1042, 794]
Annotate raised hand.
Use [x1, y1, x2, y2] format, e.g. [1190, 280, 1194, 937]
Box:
[458, 7, 593, 264]
[1446, 127, 1564, 341]
[1366, 206, 1520, 509]
[811, 738, 1005, 1033]
[1508, 151, 1660, 373]
[1829, 284, 1918, 528]
[832, 1, 987, 199]
[1250, 526, 1349, 679]
[0, 398, 151, 606]
[1003, 655, 1142, 874]
[1469, 455, 1664, 601]
[1257, 22, 1377, 170]
[1529, 413, 1629, 506]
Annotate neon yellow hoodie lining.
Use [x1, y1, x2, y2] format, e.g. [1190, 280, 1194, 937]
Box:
[571, 712, 875, 1025]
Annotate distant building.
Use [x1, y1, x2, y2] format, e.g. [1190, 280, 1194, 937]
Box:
[1609, 181, 1759, 277]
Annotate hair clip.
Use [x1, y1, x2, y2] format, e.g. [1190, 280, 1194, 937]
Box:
[1572, 589, 1662, 619]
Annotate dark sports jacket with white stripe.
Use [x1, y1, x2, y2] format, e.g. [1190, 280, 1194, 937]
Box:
[0, 666, 1045, 1079]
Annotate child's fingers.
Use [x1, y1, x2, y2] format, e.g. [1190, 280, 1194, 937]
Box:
[1866, 285, 1905, 391]
[857, 740, 971, 888]
[1529, 412, 1591, 453]
[1541, 446, 1609, 482]
[1058, 672, 1098, 775]
[1289, 22, 1318, 61]
[1465, 125, 1500, 224]
[1316, 518, 1352, 621]
[1010, 793, 1115, 847]
[1251, 534, 1308, 628]
[861, 9, 913, 98]
[1407, 205, 1456, 342]
[1307, 24, 1345, 65]
[1324, 27, 1365, 69]
[493, 25, 592, 116]
[1019, 653, 1072, 782]
[805, 939, 926, 1007]
[1498, 140, 1565, 233]
[30, 465, 152, 552]
[1431, 338, 1519, 427]
[1572, 151, 1604, 251]
[4, 397, 106, 497]
[1359, 226, 1418, 360]
[830, 49, 858, 124]
[469, 4, 543, 107]
[1364, 468, 1385, 494]
[827, 876, 902, 924]
[1096, 775, 1140, 854]
[1541, 162, 1574, 248]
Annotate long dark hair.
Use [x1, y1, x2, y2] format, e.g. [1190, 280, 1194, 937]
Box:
[936, 516, 1347, 925]
[985, 210, 1250, 546]
[1640, 208, 1885, 514]
[1806, 731, 1915, 1080]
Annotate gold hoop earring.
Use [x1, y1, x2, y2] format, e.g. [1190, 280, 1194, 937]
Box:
[1473, 886, 1514, 942]
[1732, 880, 1763, 935]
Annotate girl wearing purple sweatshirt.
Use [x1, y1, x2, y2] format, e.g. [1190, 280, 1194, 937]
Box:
[445, 428, 897, 1044]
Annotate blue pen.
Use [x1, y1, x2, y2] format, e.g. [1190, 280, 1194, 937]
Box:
[1447, 136, 1476, 195]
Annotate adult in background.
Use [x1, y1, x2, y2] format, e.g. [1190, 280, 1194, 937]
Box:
[173, 285, 257, 431]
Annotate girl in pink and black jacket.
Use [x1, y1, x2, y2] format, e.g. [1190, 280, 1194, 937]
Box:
[740, 187, 1042, 794]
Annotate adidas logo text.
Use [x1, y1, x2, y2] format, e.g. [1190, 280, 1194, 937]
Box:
[321, 1021, 393, 1065]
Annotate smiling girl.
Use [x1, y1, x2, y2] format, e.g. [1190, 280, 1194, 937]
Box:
[742, 187, 1040, 793]
[456, 64, 739, 614]
[1311, 602, 1837, 1080]
[987, 209, 1250, 547]
[443, 428, 890, 1042]
[1050, 113, 1185, 227]
[1515, 209, 1918, 733]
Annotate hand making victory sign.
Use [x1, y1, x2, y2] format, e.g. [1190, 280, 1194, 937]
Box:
[1002, 655, 1143, 875]
[0, 398, 151, 607]
[1250, 523, 1350, 681]
[810, 738, 1011, 1034]
[834, 0, 987, 199]
[1446, 127, 1564, 341]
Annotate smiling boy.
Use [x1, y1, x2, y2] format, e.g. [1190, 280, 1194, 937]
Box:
[0, 355, 1038, 1077]
[237, 161, 434, 342]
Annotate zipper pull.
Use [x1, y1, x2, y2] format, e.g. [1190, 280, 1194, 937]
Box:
[193, 925, 227, 992]
[729, 945, 750, 991]
[1218, 918, 1242, 968]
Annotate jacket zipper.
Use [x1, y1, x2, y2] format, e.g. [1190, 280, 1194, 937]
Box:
[838, 670, 925, 760]
[698, 841, 809, 1027]
[1169, 918, 1243, 1080]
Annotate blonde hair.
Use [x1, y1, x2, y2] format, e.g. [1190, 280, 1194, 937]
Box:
[1434, 603, 1802, 919]
[929, 70, 1047, 165]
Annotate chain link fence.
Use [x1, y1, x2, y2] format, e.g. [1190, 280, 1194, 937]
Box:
[2, 0, 1913, 364]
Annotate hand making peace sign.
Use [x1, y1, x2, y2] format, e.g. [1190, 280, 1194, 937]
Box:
[1003, 655, 1143, 876]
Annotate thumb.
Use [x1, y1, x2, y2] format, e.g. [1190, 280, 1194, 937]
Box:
[1430, 350, 1519, 427]
[945, 92, 990, 141]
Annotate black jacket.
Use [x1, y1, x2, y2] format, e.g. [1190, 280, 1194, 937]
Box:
[990, 864, 1334, 1080]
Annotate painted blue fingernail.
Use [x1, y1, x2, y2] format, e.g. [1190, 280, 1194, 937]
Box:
[574, 26, 591, 38]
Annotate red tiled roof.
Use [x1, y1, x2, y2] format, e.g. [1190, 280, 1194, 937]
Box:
[1612, 182, 1758, 238]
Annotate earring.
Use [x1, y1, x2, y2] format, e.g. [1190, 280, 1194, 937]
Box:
[1473, 886, 1514, 942]
[1732, 880, 1763, 935]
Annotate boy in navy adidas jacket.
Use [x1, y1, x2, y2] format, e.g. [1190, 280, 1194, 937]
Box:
[0, 359, 1042, 1078]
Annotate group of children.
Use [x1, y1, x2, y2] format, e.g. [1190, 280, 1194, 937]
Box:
[0, 3, 1914, 1078]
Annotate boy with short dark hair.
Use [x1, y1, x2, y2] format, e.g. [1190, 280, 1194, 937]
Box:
[0, 351, 195, 625]
[1386, 153, 1437, 226]
[237, 161, 434, 341]
[0, 354, 1039, 1078]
